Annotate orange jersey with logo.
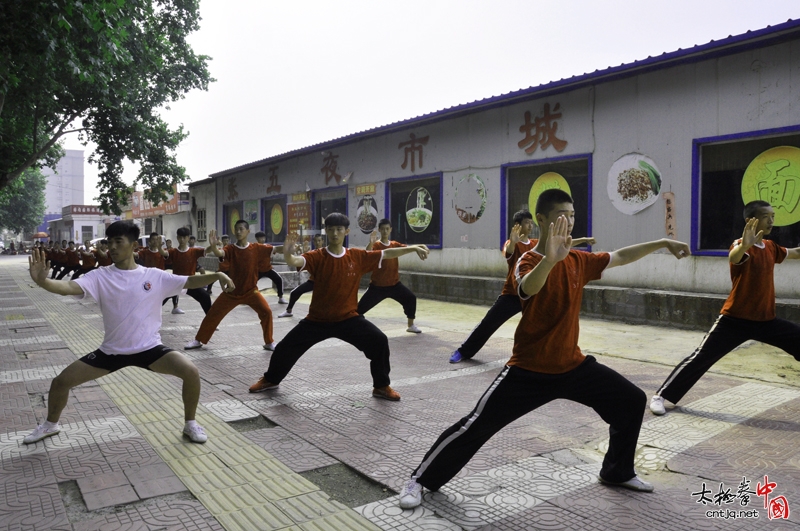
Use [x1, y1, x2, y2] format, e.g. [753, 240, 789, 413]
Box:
[721, 239, 787, 321]
[222, 243, 273, 296]
[511, 250, 610, 374]
[368, 241, 405, 286]
[301, 248, 383, 322]
[138, 248, 166, 270]
[168, 247, 205, 276]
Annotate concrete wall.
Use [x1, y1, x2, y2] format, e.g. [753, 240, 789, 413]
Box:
[209, 38, 800, 296]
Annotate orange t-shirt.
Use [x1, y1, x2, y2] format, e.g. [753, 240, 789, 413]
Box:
[501, 238, 537, 296]
[222, 243, 272, 296]
[138, 248, 166, 270]
[301, 247, 383, 322]
[257, 243, 275, 272]
[720, 239, 787, 321]
[369, 241, 405, 287]
[80, 251, 96, 269]
[94, 249, 112, 267]
[510, 249, 610, 374]
[65, 249, 81, 267]
[169, 247, 206, 276]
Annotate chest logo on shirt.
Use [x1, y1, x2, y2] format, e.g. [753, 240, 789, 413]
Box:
[142, 281, 152, 292]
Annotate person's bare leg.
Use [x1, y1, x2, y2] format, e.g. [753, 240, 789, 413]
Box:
[47, 361, 110, 422]
[149, 351, 201, 420]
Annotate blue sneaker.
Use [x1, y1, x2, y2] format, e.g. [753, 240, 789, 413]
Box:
[449, 350, 463, 363]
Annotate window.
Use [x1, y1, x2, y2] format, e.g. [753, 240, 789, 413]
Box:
[386, 174, 442, 248]
[504, 157, 591, 244]
[314, 187, 347, 231]
[196, 209, 207, 241]
[261, 196, 287, 243]
[694, 130, 800, 254]
[223, 202, 243, 237]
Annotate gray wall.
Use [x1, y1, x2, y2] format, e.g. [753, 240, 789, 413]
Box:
[207, 38, 800, 296]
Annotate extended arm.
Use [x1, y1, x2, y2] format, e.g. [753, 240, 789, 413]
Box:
[607, 238, 690, 269]
[572, 237, 596, 247]
[29, 249, 84, 296]
[786, 247, 800, 260]
[383, 245, 429, 261]
[283, 233, 304, 268]
[184, 272, 235, 292]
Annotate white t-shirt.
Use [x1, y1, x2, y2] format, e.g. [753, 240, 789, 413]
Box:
[74, 265, 187, 355]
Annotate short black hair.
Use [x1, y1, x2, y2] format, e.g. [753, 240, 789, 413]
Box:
[177, 227, 191, 238]
[324, 212, 350, 228]
[743, 200, 771, 219]
[149, 232, 159, 238]
[512, 210, 533, 224]
[378, 218, 391, 228]
[100, 239, 107, 245]
[106, 221, 140, 242]
[68, 241, 74, 245]
[535, 189, 573, 216]
[255, 231, 266, 239]
[221, 234, 230, 240]
[234, 219, 249, 229]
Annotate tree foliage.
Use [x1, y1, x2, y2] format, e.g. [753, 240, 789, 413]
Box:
[0, 168, 47, 234]
[0, 0, 212, 214]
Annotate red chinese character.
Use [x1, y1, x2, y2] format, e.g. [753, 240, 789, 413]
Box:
[518, 102, 568, 155]
[267, 166, 281, 194]
[227, 177, 239, 201]
[769, 496, 790, 520]
[756, 475, 777, 509]
[321, 154, 341, 185]
[398, 133, 430, 172]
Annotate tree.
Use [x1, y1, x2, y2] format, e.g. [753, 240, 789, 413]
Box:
[0, 0, 212, 215]
[0, 167, 47, 234]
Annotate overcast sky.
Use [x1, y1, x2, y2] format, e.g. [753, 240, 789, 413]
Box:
[63, 0, 800, 203]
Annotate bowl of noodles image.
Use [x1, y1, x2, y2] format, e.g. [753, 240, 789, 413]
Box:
[356, 196, 379, 234]
[607, 154, 662, 215]
[406, 208, 432, 232]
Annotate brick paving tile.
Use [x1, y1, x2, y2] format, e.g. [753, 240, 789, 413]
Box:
[77, 471, 131, 493]
[82, 484, 140, 511]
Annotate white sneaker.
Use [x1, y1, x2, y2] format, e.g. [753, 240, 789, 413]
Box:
[171, 307, 185, 314]
[399, 478, 423, 509]
[278, 310, 293, 318]
[278, 297, 288, 304]
[23, 423, 61, 444]
[263, 342, 277, 351]
[649, 395, 666, 416]
[406, 324, 421, 334]
[182, 423, 208, 443]
[184, 339, 203, 350]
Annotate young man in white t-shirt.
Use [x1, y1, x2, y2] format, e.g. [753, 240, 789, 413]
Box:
[23, 221, 235, 445]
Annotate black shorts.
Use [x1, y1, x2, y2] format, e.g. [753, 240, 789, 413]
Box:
[79, 345, 174, 373]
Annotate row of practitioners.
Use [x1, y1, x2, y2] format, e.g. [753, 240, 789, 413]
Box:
[22, 192, 800, 516]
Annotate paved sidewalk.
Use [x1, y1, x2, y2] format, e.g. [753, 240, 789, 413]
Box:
[1, 255, 799, 530]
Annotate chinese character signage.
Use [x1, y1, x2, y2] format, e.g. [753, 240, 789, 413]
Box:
[518, 102, 567, 155]
[356, 183, 377, 196]
[131, 186, 180, 218]
[398, 133, 429, 172]
[266, 166, 281, 195]
[742, 146, 800, 226]
[321, 154, 341, 185]
[288, 203, 311, 233]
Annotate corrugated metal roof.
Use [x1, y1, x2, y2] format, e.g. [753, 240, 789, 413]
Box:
[207, 18, 800, 179]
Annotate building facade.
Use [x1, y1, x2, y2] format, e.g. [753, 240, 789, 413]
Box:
[39, 149, 85, 234]
[193, 20, 800, 297]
